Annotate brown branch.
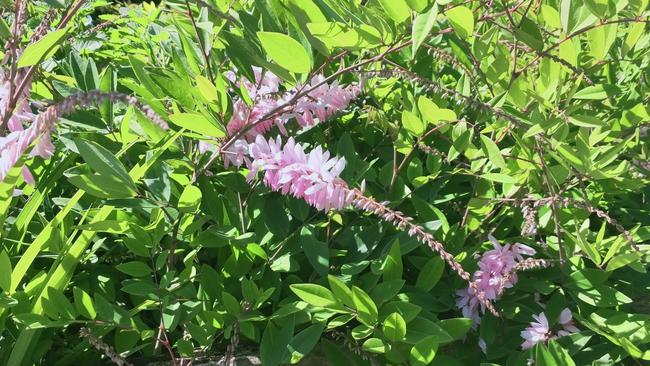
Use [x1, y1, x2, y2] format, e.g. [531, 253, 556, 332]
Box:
[389, 122, 454, 191]
[515, 18, 650, 79]
[183, 0, 215, 83]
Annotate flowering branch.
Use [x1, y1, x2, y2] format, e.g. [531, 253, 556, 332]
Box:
[0, 90, 168, 182]
[238, 135, 499, 316]
[352, 189, 500, 317]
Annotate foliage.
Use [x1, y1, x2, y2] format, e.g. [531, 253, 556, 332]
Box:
[0, 0, 649, 365]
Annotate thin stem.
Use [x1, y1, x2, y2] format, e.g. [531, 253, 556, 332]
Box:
[389, 122, 453, 191]
[534, 137, 566, 264]
[515, 18, 650, 79]
[2, 0, 87, 129]
[183, 0, 215, 83]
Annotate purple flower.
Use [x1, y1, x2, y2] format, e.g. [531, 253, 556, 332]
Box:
[520, 308, 579, 349]
[557, 308, 579, 336]
[456, 235, 536, 324]
[521, 312, 551, 349]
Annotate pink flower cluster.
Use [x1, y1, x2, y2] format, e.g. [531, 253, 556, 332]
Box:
[456, 235, 536, 324]
[521, 308, 579, 349]
[225, 67, 361, 141]
[245, 135, 353, 211]
[0, 69, 54, 185]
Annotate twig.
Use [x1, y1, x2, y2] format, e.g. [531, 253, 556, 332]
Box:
[80, 328, 134, 366]
[534, 137, 565, 264]
[183, 0, 216, 83]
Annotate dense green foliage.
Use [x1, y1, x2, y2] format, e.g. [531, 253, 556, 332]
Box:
[0, 0, 649, 365]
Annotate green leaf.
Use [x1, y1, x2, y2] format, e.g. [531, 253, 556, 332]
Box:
[73, 287, 96, 320]
[301, 226, 330, 276]
[575, 285, 632, 307]
[116, 261, 152, 277]
[121, 280, 157, 296]
[222, 292, 241, 316]
[352, 286, 378, 326]
[623, 22, 645, 54]
[0, 18, 11, 41]
[178, 184, 202, 212]
[257, 32, 311, 73]
[328, 275, 355, 307]
[196, 75, 219, 102]
[573, 84, 618, 100]
[572, 230, 602, 265]
[590, 310, 650, 345]
[383, 240, 403, 281]
[480, 135, 507, 170]
[585, 0, 615, 18]
[515, 17, 544, 52]
[288, 323, 325, 363]
[415, 257, 444, 292]
[535, 343, 559, 366]
[362, 338, 388, 353]
[410, 336, 439, 365]
[0, 250, 11, 292]
[446, 6, 474, 39]
[45, 287, 76, 320]
[547, 339, 576, 366]
[406, 316, 453, 344]
[74, 139, 134, 187]
[438, 318, 472, 340]
[290, 284, 338, 307]
[412, 5, 438, 58]
[128, 55, 164, 98]
[378, 0, 411, 24]
[260, 319, 295, 366]
[68, 174, 137, 199]
[569, 114, 606, 127]
[75, 220, 129, 233]
[402, 110, 425, 136]
[169, 113, 225, 137]
[17, 27, 69, 67]
[606, 252, 643, 272]
[418, 97, 457, 123]
[587, 23, 617, 60]
[480, 173, 517, 184]
[382, 312, 407, 341]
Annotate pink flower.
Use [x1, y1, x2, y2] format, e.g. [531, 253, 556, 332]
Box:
[226, 66, 281, 99]
[246, 135, 353, 211]
[222, 138, 250, 168]
[521, 312, 551, 349]
[287, 75, 361, 129]
[557, 308, 579, 336]
[225, 70, 361, 141]
[520, 308, 579, 349]
[1, 69, 45, 184]
[0, 127, 38, 182]
[21, 166, 34, 184]
[456, 235, 536, 324]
